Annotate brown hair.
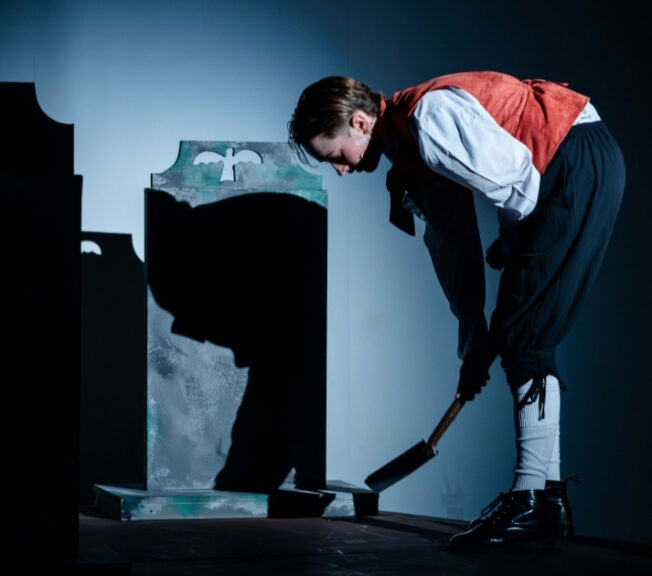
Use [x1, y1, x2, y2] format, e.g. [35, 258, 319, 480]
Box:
[288, 76, 382, 164]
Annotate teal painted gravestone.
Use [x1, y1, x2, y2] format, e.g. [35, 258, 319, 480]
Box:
[145, 141, 327, 493]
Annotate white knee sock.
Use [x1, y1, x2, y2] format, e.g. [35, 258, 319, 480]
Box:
[512, 374, 560, 491]
[546, 422, 561, 482]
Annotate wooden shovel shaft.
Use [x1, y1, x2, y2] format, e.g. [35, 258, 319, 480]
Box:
[365, 396, 466, 492]
[425, 397, 464, 456]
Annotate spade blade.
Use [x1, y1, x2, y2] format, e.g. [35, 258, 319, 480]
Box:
[364, 398, 464, 493]
[365, 440, 436, 493]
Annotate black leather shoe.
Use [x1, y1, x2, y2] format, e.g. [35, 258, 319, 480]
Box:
[545, 476, 580, 538]
[448, 489, 552, 551]
[467, 476, 581, 539]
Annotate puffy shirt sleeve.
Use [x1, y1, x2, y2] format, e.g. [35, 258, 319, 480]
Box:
[409, 87, 541, 226]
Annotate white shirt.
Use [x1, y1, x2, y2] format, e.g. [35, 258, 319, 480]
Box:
[408, 87, 599, 226]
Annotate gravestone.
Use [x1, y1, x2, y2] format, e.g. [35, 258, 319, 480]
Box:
[94, 141, 377, 520]
[146, 141, 328, 493]
[80, 231, 147, 506]
[0, 82, 82, 561]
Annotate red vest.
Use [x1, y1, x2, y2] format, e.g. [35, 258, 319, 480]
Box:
[386, 70, 590, 174]
[378, 71, 590, 234]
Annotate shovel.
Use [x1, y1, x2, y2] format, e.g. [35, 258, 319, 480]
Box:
[365, 397, 464, 493]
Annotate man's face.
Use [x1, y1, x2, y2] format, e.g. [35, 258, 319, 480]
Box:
[307, 114, 383, 176]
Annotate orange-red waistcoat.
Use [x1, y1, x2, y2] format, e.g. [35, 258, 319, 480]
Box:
[383, 70, 590, 176]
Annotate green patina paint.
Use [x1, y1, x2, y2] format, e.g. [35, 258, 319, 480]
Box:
[119, 491, 269, 520]
[145, 288, 162, 449]
[151, 141, 326, 209]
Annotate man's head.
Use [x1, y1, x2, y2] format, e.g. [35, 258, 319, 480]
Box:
[288, 76, 385, 174]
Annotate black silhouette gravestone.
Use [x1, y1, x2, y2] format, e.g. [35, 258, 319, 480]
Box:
[80, 231, 147, 506]
[0, 83, 82, 561]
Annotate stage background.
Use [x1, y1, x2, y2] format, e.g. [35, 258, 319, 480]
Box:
[1, 0, 649, 545]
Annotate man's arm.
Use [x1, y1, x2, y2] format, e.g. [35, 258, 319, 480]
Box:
[409, 87, 541, 228]
[419, 181, 491, 401]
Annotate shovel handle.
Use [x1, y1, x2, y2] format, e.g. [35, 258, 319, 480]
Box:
[425, 397, 464, 452]
[425, 349, 496, 451]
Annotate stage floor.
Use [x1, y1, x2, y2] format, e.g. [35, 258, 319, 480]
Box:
[72, 505, 652, 575]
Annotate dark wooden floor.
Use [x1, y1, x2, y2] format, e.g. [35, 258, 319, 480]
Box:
[67, 506, 652, 575]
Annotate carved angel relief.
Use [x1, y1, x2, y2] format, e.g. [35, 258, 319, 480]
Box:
[193, 147, 263, 182]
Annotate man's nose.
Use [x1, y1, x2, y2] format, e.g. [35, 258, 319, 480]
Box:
[331, 163, 349, 176]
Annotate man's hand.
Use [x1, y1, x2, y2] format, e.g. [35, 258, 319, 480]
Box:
[456, 347, 493, 402]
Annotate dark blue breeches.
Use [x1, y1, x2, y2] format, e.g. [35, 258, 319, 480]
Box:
[491, 121, 626, 390]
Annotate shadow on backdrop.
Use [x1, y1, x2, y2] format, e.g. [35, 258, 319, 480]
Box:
[146, 188, 327, 493]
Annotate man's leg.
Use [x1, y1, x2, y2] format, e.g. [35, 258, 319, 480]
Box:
[449, 122, 625, 551]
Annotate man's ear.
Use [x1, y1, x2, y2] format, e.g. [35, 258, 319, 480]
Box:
[349, 110, 373, 134]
